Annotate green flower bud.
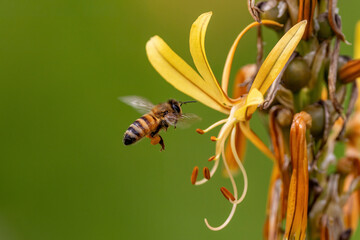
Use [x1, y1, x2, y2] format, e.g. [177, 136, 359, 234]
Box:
[283, 57, 311, 92]
[317, 13, 335, 41]
[304, 104, 325, 138]
[259, 1, 288, 26]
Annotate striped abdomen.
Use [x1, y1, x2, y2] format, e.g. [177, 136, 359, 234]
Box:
[123, 114, 159, 145]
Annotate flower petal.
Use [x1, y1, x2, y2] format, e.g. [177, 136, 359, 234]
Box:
[239, 121, 276, 161]
[355, 21, 360, 110]
[356, 21, 360, 59]
[234, 88, 264, 121]
[223, 123, 246, 176]
[146, 36, 230, 114]
[245, 21, 306, 118]
[250, 20, 307, 96]
[221, 21, 283, 94]
[189, 12, 233, 107]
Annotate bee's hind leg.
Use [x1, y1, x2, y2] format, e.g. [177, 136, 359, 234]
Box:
[148, 134, 165, 151]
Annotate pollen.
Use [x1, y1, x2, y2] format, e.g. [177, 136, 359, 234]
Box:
[203, 167, 211, 180]
[208, 156, 216, 162]
[196, 128, 205, 134]
[191, 166, 199, 185]
[210, 136, 218, 141]
[220, 187, 236, 201]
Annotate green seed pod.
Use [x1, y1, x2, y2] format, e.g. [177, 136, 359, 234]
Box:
[304, 103, 325, 138]
[283, 57, 311, 92]
[317, 13, 335, 41]
[259, 1, 288, 26]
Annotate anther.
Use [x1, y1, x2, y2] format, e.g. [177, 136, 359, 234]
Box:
[208, 156, 216, 162]
[203, 167, 210, 180]
[220, 187, 235, 201]
[191, 166, 199, 185]
[210, 136, 218, 141]
[196, 128, 204, 134]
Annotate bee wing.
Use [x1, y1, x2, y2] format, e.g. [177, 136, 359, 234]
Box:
[119, 96, 154, 114]
[176, 113, 202, 129]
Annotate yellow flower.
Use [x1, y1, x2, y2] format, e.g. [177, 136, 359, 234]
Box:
[146, 12, 306, 230]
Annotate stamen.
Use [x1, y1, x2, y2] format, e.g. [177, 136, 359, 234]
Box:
[195, 158, 220, 186]
[220, 187, 235, 201]
[196, 128, 204, 134]
[215, 119, 236, 161]
[204, 143, 238, 231]
[230, 127, 248, 204]
[201, 119, 228, 133]
[208, 156, 215, 162]
[204, 204, 237, 231]
[210, 136, 218, 141]
[203, 167, 211, 180]
[191, 166, 199, 185]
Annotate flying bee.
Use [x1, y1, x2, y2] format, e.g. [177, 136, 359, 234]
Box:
[120, 96, 200, 151]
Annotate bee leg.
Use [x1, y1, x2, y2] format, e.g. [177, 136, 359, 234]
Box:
[158, 135, 165, 151]
[149, 134, 165, 151]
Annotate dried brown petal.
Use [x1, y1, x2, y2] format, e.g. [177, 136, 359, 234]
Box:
[343, 173, 360, 232]
[263, 166, 283, 240]
[328, 38, 344, 116]
[339, 60, 360, 84]
[328, 0, 347, 42]
[269, 106, 291, 215]
[297, 0, 316, 39]
[284, 112, 311, 240]
[248, 0, 261, 23]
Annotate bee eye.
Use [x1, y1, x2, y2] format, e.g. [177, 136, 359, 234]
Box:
[172, 104, 181, 113]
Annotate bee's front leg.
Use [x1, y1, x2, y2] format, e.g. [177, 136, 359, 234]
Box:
[148, 134, 165, 151]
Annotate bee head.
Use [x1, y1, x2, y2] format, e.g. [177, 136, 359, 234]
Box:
[168, 99, 182, 114]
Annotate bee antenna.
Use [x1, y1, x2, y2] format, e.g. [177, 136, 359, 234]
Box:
[180, 100, 197, 106]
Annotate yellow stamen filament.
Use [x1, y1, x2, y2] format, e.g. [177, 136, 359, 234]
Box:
[203, 167, 211, 180]
[191, 166, 199, 185]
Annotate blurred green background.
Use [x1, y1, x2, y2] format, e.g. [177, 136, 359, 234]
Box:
[0, 0, 359, 239]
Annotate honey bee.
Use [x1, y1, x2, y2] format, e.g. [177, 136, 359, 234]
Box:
[120, 96, 200, 151]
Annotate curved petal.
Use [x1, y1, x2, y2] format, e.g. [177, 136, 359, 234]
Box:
[146, 36, 230, 114]
[189, 12, 232, 107]
[222, 20, 283, 95]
